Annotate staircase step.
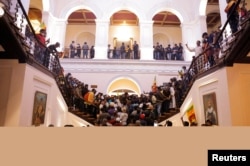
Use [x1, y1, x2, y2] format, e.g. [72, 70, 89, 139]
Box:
[170, 110, 176, 113]
[162, 112, 171, 116]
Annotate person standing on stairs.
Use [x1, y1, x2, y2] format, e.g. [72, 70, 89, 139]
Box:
[84, 88, 98, 118]
[155, 86, 166, 119]
[168, 82, 176, 110]
[224, 0, 240, 34]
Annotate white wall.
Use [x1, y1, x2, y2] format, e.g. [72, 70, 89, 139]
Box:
[0, 60, 25, 126]
[180, 67, 232, 126]
[0, 60, 91, 127]
[65, 24, 96, 48]
[0, 62, 13, 125]
[179, 64, 250, 126]
[163, 64, 250, 127]
[153, 26, 182, 46]
[68, 72, 178, 95]
[60, 59, 188, 95]
[227, 64, 250, 126]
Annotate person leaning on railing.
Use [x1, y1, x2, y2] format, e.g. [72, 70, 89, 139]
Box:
[186, 40, 203, 73]
[45, 42, 61, 73]
[34, 29, 50, 64]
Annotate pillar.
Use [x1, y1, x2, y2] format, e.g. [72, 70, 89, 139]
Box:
[44, 11, 67, 52]
[94, 19, 110, 59]
[139, 21, 154, 60]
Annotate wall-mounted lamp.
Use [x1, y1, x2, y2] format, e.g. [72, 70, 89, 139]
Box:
[0, 3, 5, 18]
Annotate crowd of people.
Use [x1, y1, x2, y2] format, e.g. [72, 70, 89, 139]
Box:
[69, 41, 95, 59]
[64, 73, 174, 126]
[107, 41, 140, 59]
[34, 28, 62, 74]
[63, 70, 211, 127]
[34, 0, 248, 127]
[153, 42, 184, 61]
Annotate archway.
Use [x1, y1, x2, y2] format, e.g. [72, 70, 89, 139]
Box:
[152, 11, 182, 47]
[153, 33, 170, 47]
[107, 77, 141, 96]
[28, 8, 42, 33]
[108, 10, 140, 59]
[76, 32, 95, 49]
[63, 9, 97, 58]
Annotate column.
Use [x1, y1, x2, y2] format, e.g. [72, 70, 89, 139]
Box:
[139, 21, 154, 60]
[181, 16, 207, 61]
[94, 19, 110, 59]
[198, 15, 208, 34]
[45, 13, 67, 52]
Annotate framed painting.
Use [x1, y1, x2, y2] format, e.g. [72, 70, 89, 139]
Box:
[203, 92, 218, 125]
[32, 91, 47, 126]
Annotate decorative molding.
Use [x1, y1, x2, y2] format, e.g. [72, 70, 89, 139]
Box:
[60, 59, 191, 75]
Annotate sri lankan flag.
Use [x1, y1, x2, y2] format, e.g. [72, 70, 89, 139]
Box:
[186, 105, 197, 123]
[151, 76, 157, 93]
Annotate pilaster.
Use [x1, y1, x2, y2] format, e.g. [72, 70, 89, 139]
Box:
[139, 21, 154, 60]
[94, 19, 110, 59]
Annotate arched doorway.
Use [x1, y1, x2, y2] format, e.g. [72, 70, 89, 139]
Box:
[76, 32, 95, 50]
[152, 11, 182, 46]
[28, 8, 43, 33]
[107, 77, 141, 96]
[108, 10, 140, 59]
[153, 33, 170, 48]
[65, 9, 97, 58]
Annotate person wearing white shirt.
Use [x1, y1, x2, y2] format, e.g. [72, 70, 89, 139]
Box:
[186, 40, 204, 73]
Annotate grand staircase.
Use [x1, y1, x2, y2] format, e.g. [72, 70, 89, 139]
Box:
[1, 0, 250, 126]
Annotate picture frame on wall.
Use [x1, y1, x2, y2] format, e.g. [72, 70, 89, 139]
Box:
[203, 92, 218, 125]
[32, 91, 47, 126]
